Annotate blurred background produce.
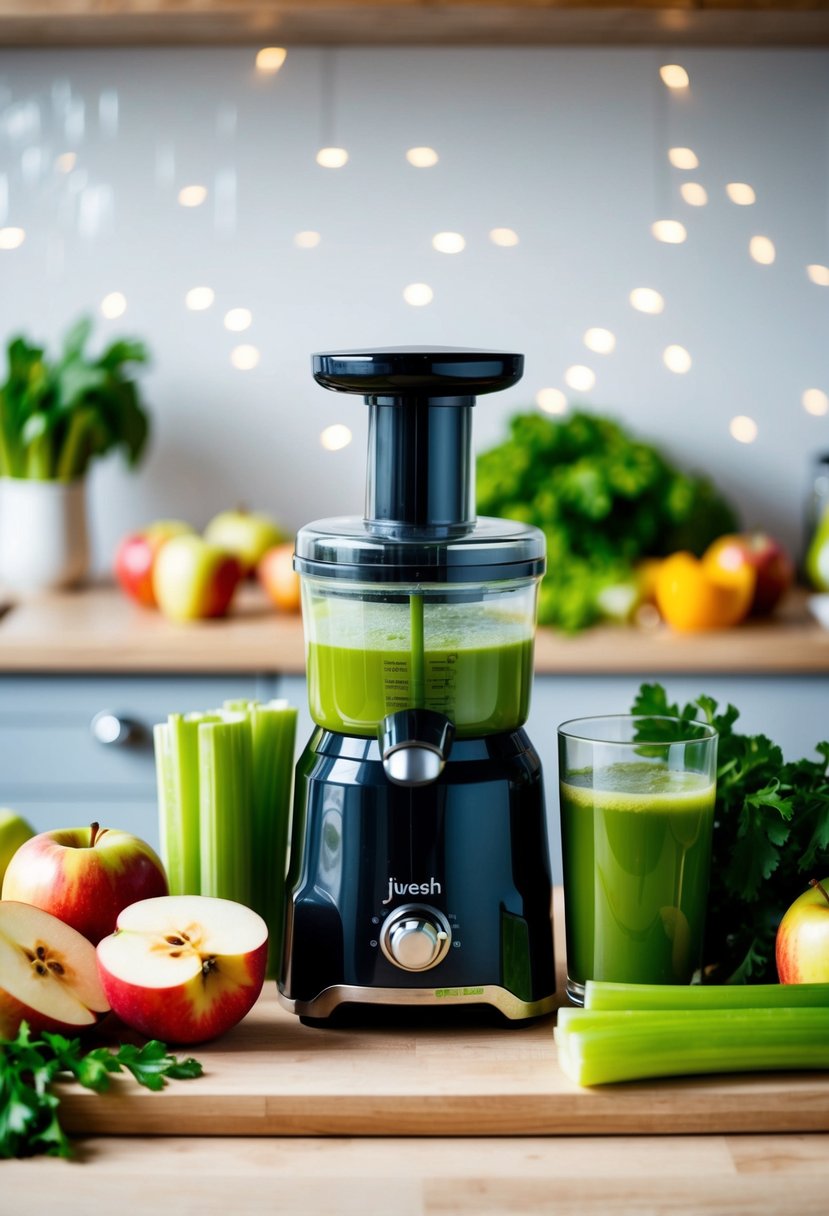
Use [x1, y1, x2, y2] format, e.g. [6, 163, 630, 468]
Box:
[0, 48, 824, 587]
[477, 410, 738, 631]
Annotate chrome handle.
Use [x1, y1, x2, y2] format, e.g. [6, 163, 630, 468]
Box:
[90, 711, 146, 747]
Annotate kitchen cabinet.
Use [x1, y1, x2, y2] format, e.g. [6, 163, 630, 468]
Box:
[1, 585, 827, 882]
[2, 0, 828, 47]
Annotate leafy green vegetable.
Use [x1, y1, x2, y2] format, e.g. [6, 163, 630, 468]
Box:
[476, 410, 737, 631]
[0, 316, 151, 481]
[631, 683, 829, 983]
[0, 1021, 202, 1159]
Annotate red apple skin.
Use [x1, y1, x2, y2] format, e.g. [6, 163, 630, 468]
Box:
[0, 975, 108, 1039]
[258, 543, 301, 613]
[114, 521, 193, 608]
[0, 902, 110, 1037]
[205, 554, 244, 618]
[97, 938, 267, 1044]
[2, 825, 168, 945]
[776, 879, 829, 984]
[704, 532, 794, 617]
[152, 536, 243, 623]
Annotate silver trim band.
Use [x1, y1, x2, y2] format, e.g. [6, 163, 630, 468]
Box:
[277, 982, 556, 1020]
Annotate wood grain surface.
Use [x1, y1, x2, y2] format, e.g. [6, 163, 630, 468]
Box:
[0, 583, 826, 675]
[56, 987, 829, 1137]
[5, 1133, 829, 1215]
[1, 0, 828, 47]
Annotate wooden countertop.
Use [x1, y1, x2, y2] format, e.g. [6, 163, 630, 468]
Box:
[6, 1132, 829, 1215]
[5, 888, 829, 1213]
[0, 583, 825, 676]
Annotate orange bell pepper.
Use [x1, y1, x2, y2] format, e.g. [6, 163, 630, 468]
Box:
[655, 551, 756, 632]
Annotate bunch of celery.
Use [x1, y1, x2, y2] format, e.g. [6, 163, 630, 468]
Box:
[153, 699, 297, 975]
[555, 982, 829, 1086]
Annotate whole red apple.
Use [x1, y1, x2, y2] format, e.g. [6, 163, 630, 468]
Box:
[704, 532, 794, 616]
[152, 535, 242, 622]
[776, 878, 829, 984]
[97, 895, 267, 1043]
[115, 520, 194, 608]
[2, 822, 168, 945]
[0, 901, 110, 1037]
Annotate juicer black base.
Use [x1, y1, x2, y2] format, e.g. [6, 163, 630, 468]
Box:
[278, 727, 556, 1021]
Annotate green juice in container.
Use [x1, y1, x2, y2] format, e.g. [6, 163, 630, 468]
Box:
[558, 715, 718, 1004]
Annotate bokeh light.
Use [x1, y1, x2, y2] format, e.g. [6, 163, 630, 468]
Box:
[231, 345, 260, 371]
[564, 365, 596, 392]
[403, 283, 433, 306]
[663, 345, 692, 374]
[316, 147, 349, 169]
[255, 47, 287, 74]
[535, 388, 567, 414]
[294, 230, 321, 248]
[749, 236, 776, 265]
[803, 389, 829, 417]
[629, 287, 665, 314]
[726, 183, 756, 205]
[652, 220, 687, 244]
[660, 64, 690, 89]
[489, 228, 519, 247]
[583, 328, 616, 354]
[100, 291, 127, 319]
[680, 183, 708, 207]
[320, 424, 353, 451]
[730, 415, 758, 443]
[668, 147, 698, 170]
[224, 308, 252, 332]
[432, 231, 466, 254]
[406, 147, 439, 168]
[185, 287, 214, 311]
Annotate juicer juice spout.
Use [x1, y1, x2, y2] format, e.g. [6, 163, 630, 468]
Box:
[379, 708, 455, 787]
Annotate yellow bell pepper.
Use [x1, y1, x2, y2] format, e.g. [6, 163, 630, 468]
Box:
[655, 551, 755, 632]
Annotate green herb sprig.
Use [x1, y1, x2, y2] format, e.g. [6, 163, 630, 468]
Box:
[0, 1022, 202, 1159]
[631, 682, 829, 984]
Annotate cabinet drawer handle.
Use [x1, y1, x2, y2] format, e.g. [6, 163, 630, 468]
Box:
[90, 711, 146, 748]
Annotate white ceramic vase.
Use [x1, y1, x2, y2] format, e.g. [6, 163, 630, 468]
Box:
[0, 478, 89, 594]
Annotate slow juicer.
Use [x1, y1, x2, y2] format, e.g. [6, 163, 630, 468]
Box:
[278, 348, 556, 1021]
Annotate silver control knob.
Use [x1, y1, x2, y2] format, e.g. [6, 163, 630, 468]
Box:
[379, 903, 451, 972]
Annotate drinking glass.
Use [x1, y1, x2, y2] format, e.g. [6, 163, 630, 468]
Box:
[558, 714, 718, 1005]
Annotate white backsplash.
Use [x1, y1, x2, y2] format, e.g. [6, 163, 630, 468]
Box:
[0, 46, 826, 569]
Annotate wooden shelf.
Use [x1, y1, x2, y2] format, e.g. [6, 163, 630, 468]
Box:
[0, 582, 825, 675]
[1, 1, 828, 48]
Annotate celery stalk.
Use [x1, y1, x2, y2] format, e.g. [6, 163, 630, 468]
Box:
[584, 980, 829, 1011]
[249, 699, 297, 976]
[154, 712, 219, 894]
[198, 713, 253, 905]
[555, 1007, 829, 1086]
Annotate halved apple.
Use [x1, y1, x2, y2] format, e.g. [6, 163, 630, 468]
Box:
[96, 895, 268, 1044]
[0, 901, 110, 1037]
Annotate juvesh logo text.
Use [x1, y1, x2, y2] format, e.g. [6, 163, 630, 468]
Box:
[382, 877, 442, 905]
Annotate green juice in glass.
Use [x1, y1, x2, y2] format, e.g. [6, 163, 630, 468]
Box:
[306, 599, 534, 737]
[560, 762, 715, 988]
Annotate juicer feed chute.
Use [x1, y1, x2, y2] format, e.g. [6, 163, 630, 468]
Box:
[279, 347, 556, 1022]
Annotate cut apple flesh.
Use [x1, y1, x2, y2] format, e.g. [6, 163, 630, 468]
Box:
[0, 901, 110, 1033]
[96, 896, 268, 1042]
[97, 895, 267, 989]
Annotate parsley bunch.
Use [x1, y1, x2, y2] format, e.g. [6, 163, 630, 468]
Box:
[632, 683, 829, 983]
[0, 1022, 202, 1159]
[476, 411, 737, 632]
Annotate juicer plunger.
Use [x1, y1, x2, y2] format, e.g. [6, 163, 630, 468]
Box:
[279, 347, 556, 1022]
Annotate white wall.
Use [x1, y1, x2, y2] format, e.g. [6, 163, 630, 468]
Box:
[0, 46, 827, 570]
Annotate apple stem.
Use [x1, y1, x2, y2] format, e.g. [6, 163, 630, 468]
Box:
[809, 878, 829, 908]
[90, 822, 100, 848]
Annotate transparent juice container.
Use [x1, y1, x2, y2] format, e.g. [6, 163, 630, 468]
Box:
[301, 574, 540, 738]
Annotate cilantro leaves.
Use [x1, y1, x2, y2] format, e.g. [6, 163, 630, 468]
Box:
[0, 1022, 202, 1159]
[632, 683, 829, 983]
